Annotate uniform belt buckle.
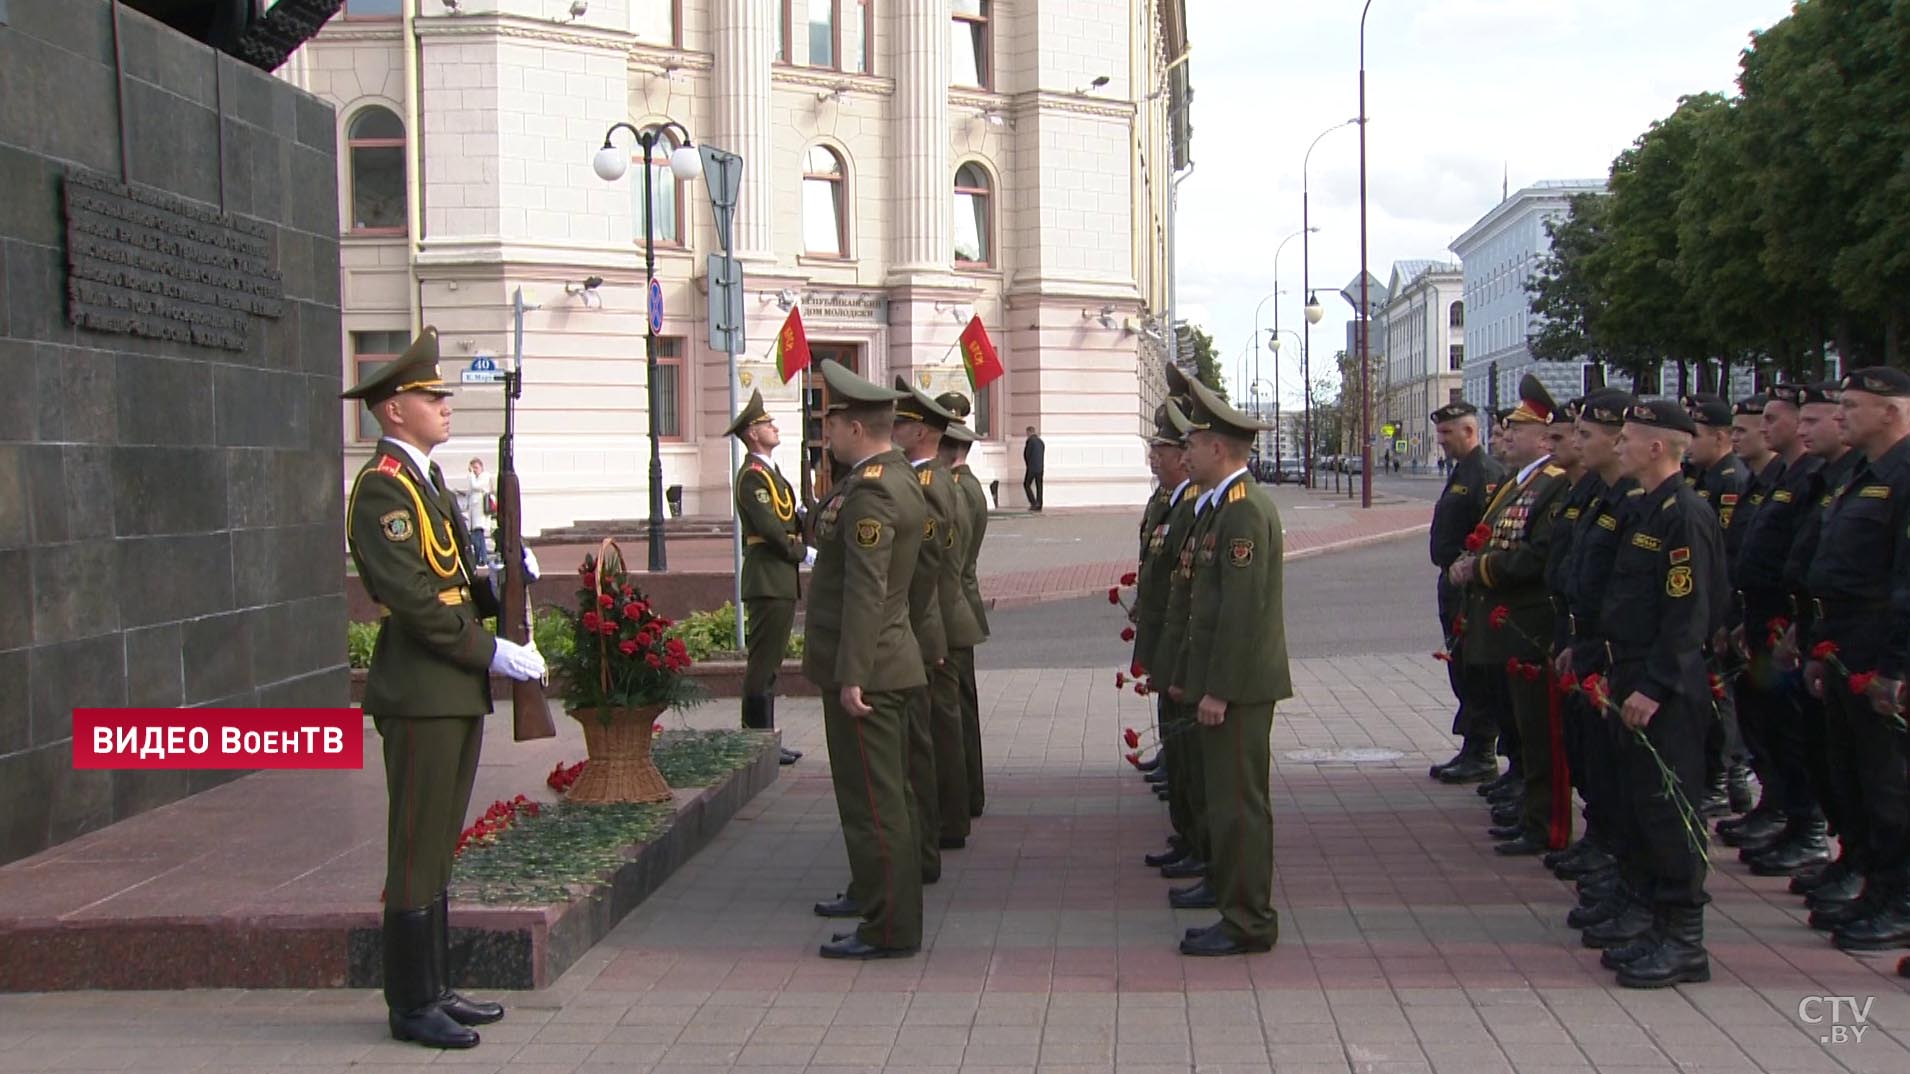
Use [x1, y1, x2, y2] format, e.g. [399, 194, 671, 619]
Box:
[1812, 598, 1826, 621]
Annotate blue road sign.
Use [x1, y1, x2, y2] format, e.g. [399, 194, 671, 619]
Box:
[648, 278, 665, 334]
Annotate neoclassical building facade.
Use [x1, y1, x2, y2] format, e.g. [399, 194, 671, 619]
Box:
[287, 0, 1191, 532]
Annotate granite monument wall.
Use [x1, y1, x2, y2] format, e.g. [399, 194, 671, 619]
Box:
[0, 0, 348, 864]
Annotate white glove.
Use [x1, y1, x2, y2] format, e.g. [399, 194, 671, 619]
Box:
[490, 638, 547, 681]
[521, 546, 540, 581]
[803, 546, 818, 568]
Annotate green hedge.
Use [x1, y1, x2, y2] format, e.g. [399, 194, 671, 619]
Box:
[346, 603, 801, 670]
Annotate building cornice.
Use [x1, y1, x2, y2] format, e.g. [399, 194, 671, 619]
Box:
[313, 21, 401, 44]
[1449, 181, 1605, 256]
[411, 12, 636, 51]
[770, 66, 896, 98]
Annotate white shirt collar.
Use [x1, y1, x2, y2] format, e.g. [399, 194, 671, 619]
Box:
[1515, 453, 1552, 487]
[385, 438, 437, 490]
[1197, 467, 1250, 514]
[910, 456, 932, 469]
[850, 450, 883, 471]
[1169, 478, 1193, 506]
[749, 451, 778, 470]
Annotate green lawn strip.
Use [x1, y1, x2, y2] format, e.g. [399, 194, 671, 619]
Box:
[449, 730, 769, 905]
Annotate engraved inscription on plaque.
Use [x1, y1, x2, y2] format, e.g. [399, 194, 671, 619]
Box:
[62, 168, 285, 352]
[799, 290, 887, 324]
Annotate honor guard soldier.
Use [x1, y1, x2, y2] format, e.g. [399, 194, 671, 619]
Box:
[936, 391, 991, 819]
[804, 360, 929, 959]
[1682, 394, 1752, 816]
[1591, 400, 1727, 989]
[1428, 401, 1508, 785]
[725, 390, 807, 766]
[1801, 368, 1910, 954]
[1168, 380, 1291, 957]
[343, 328, 546, 1049]
[1538, 397, 1595, 873]
[1553, 391, 1642, 909]
[893, 380, 976, 875]
[1452, 375, 1573, 855]
[1135, 390, 1205, 874]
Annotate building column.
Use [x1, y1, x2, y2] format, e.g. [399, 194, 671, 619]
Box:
[889, 0, 951, 277]
[712, 0, 775, 261]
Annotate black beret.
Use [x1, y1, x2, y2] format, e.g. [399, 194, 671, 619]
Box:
[1687, 397, 1734, 428]
[1733, 395, 1768, 416]
[1800, 382, 1842, 406]
[1767, 383, 1806, 407]
[1551, 397, 1581, 425]
[1627, 399, 1698, 435]
[1840, 366, 1910, 398]
[1431, 401, 1478, 424]
[1580, 390, 1636, 428]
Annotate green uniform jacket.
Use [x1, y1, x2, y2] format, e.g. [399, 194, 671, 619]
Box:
[1134, 481, 1196, 677]
[803, 448, 929, 692]
[931, 459, 985, 649]
[1138, 485, 1172, 563]
[906, 458, 953, 665]
[1181, 476, 1292, 705]
[1159, 488, 1212, 692]
[347, 441, 500, 717]
[736, 456, 805, 600]
[951, 463, 990, 640]
[1463, 458, 1571, 666]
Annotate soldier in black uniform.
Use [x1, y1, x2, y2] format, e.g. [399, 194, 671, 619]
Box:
[1802, 368, 1910, 954]
[1427, 402, 1507, 784]
[1591, 400, 1727, 989]
[1681, 394, 1751, 818]
[1538, 396, 1595, 875]
[1554, 392, 1642, 923]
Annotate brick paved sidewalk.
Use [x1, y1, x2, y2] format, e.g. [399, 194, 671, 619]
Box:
[2, 656, 1906, 1074]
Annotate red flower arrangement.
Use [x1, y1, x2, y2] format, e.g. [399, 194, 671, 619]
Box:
[1463, 523, 1491, 553]
[555, 551, 705, 715]
[1849, 670, 1879, 696]
[1488, 604, 1512, 630]
[455, 795, 540, 856]
[1504, 658, 1541, 682]
[547, 761, 587, 794]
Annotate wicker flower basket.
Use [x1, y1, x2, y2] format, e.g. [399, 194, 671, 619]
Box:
[564, 704, 673, 804]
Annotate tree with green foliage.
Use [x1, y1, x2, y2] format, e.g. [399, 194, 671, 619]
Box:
[1179, 324, 1228, 400]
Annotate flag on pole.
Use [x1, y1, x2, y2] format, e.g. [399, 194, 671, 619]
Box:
[776, 307, 811, 383]
[958, 316, 1004, 391]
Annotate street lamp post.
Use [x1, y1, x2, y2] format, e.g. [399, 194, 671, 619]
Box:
[1248, 377, 1277, 471]
[593, 121, 703, 571]
[1261, 228, 1312, 451]
[1268, 329, 1301, 476]
[1357, 0, 1376, 509]
[1271, 230, 1314, 477]
[1302, 118, 1356, 488]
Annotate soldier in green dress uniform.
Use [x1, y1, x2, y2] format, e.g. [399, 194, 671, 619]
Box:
[724, 390, 807, 765]
[936, 392, 991, 818]
[342, 328, 547, 1049]
[1168, 379, 1291, 956]
[803, 360, 929, 959]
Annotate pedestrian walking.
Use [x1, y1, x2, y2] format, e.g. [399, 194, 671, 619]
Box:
[1022, 425, 1046, 511]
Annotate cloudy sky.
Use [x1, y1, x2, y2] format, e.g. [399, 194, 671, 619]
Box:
[1177, 0, 1798, 409]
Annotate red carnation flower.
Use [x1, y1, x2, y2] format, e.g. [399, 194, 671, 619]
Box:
[1115, 672, 1127, 688]
[1123, 728, 1141, 748]
[622, 602, 644, 620]
[1709, 673, 1726, 701]
[599, 620, 618, 636]
[1463, 523, 1491, 553]
[619, 640, 638, 656]
[1120, 627, 1136, 642]
[598, 593, 615, 609]
[1120, 572, 1138, 587]
[1432, 650, 1453, 663]
[1558, 670, 1578, 691]
[1125, 751, 1142, 769]
[1108, 587, 1121, 605]
[635, 630, 655, 649]
[1489, 605, 1511, 629]
[1130, 659, 1144, 678]
[1523, 662, 1542, 682]
[1453, 614, 1467, 635]
[621, 584, 635, 597]
[666, 637, 687, 656]
[1505, 657, 1521, 677]
[1849, 671, 1880, 696]
[1135, 683, 1151, 697]
[1811, 640, 1839, 661]
[646, 653, 663, 669]
[581, 611, 601, 631]
[1767, 616, 1791, 635]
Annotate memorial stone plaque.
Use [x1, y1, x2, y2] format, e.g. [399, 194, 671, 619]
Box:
[62, 167, 286, 352]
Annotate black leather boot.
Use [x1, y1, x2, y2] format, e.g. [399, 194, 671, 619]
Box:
[1582, 894, 1654, 949]
[1806, 862, 1863, 911]
[1567, 886, 1627, 930]
[1698, 769, 1730, 818]
[1810, 878, 1879, 930]
[764, 696, 801, 765]
[1789, 860, 1835, 895]
[1718, 808, 1784, 848]
[385, 907, 479, 1049]
[1617, 905, 1709, 988]
[1437, 737, 1498, 784]
[1745, 817, 1831, 877]
[1833, 886, 1910, 951]
[432, 893, 503, 1026]
[1726, 764, 1756, 814]
[1599, 928, 1662, 970]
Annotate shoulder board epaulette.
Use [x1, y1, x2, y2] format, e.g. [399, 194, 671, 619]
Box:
[1542, 464, 1566, 478]
[1771, 489, 1794, 503]
[748, 461, 766, 473]
[1663, 496, 1677, 510]
[1632, 532, 1663, 550]
[1227, 483, 1248, 504]
[863, 463, 884, 479]
[1188, 484, 1203, 496]
[918, 469, 934, 486]
[1625, 487, 1646, 497]
[1859, 484, 1891, 499]
[375, 455, 403, 476]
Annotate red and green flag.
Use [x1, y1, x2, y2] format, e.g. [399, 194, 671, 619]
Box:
[776, 306, 811, 383]
[959, 315, 1003, 391]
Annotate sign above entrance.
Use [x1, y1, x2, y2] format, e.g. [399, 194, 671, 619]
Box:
[799, 290, 887, 325]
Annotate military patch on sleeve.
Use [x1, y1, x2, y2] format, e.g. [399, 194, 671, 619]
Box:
[855, 518, 882, 547]
[1449, 484, 1469, 496]
[1860, 485, 1891, 499]
[1229, 538, 1254, 567]
[1485, 482, 1499, 496]
[1596, 513, 1618, 531]
[1631, 532, 1662, 551]
[1668, 546, 1690, 564]
[1771, 489, 1794, 503]
[1662, 496, 1677, 510]
[1721, 493, 1739, 506]
[379, 509, 414, 542]
[863, 464, 884, 479]
[754, 488, 772, 504]
[1666, 565, 1693, 598]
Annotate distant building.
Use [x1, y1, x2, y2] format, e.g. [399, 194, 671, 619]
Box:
[1373, 259, 1463, 467]
[1449, 179, 1605, 415]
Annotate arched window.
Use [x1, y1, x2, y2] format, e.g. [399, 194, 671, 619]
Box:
[802, 146, 847, 257]
[632, 128, 685, 247]
[954, 163, 992, 266]
[346, 106, 406, 234]
[1449, 300, 1464, 329]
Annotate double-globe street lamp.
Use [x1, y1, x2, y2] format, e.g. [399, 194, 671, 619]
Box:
[1357, 0, 1377, 509]
[1302, 118, 1356, 488]
[1267, 328, 1303, 476]
[592, 121, 704, 571]
[1268, 228, 1316, 477]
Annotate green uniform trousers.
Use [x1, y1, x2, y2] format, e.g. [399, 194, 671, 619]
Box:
[823, 687, 923, 950]
[1161, 695, 1207, 860]
[1201, 702, 1278, 946]
[375, 714, 484, 911]
[905, 684, 942, 883]
[930, 659, 971, 841]
[948, 646, 984, 816]
[743, 597, 796, 698]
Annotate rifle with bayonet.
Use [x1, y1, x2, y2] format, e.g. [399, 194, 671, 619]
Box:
[500, 293, 556, 741]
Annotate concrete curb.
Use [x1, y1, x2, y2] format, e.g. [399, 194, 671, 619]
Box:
[984, 523, 1429, 610]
